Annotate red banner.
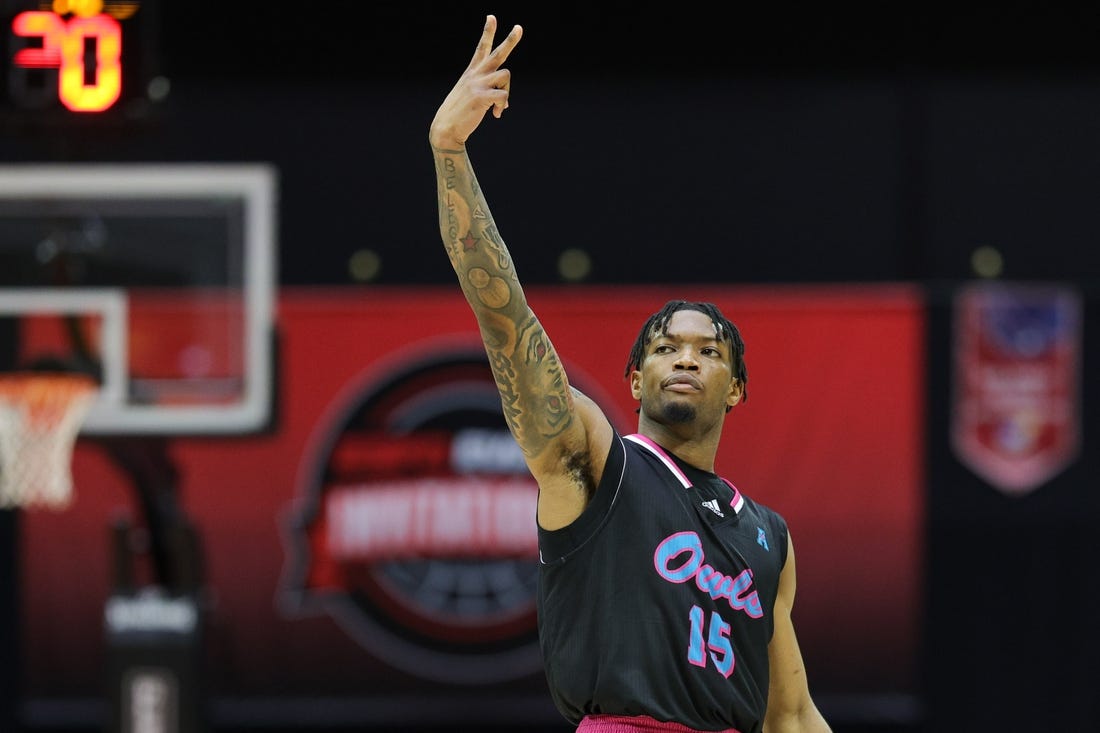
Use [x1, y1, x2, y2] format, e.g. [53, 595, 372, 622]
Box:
[952, 283, 1081, 495]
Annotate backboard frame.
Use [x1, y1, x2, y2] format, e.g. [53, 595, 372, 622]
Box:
[0, 164, 277, 436]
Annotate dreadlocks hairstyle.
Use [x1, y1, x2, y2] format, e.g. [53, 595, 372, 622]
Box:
[624, 300, 748, 404]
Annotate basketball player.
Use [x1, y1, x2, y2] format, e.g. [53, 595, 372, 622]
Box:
[429, 16, 832, 733]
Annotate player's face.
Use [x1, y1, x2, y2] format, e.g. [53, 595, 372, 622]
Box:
[630, 309, 743, 427]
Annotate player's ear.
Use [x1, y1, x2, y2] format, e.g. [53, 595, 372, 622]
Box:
[726, 378, 743, 409]
[630, 370, 643, 401]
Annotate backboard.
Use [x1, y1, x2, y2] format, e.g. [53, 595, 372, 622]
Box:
[0, 164, 277, 436]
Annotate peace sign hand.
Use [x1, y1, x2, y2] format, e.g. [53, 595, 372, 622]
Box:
[429, 15, 523, 151]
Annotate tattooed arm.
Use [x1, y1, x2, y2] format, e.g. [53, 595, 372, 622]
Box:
[429, 16, 613, 530]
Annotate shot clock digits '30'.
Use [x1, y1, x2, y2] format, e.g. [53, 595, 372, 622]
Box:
[4, 0, 151, 115]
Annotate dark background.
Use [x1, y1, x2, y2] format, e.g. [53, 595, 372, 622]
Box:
[4, 1, 1100, 287]
[3, 2, 1099, 732]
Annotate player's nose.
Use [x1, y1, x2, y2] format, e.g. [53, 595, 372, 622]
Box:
[673, 349, 700, 370]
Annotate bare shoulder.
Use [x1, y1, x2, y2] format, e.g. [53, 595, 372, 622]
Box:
[532, 387, 614, 531]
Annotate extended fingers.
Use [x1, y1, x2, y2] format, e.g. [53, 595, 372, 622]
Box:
[470, 15, 522, 69]
[490, 23, 523, 67]
[471, 14, 498, 63]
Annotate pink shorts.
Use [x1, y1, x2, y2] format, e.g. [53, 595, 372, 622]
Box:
[577, 714, 741, 733]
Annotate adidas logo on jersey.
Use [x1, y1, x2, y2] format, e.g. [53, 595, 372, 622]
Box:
[702, 499, 725, 517]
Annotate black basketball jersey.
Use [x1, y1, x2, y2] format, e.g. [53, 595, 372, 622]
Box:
[537, 431, 790, 733]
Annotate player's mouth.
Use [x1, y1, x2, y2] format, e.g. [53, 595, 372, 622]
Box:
[662, 374, 702, 392]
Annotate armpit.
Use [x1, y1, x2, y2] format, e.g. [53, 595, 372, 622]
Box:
[561, 448, 596, 503]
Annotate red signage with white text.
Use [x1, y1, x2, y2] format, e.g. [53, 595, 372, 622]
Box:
[20, 285, 925, 724]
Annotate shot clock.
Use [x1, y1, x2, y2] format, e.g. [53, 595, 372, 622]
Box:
[2, 0, 159, 125]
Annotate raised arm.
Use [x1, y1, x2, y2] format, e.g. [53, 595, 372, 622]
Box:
[429, 16, 612, 530]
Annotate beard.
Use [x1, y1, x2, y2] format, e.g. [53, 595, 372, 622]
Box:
[659, 400, 697, 424]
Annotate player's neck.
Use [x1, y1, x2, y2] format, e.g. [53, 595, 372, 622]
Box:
[636, 420, 722, 473]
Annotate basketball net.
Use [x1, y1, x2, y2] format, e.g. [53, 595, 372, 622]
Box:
[0, 373, 98, 510]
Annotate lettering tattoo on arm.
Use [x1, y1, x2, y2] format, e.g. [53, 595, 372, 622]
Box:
[433, 148, 576, 461]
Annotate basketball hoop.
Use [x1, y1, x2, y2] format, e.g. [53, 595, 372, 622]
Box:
[0, 373, 98, 510]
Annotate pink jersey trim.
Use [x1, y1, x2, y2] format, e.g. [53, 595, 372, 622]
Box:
[578, 713, 741, 733]
[720, 477, 745, 513]
[624, 433, 692, 488]
[625, 434, 743, 515]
